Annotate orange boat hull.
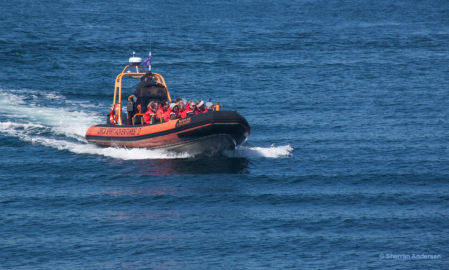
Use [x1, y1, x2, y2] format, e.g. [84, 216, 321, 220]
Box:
[85, 111, 250, 154]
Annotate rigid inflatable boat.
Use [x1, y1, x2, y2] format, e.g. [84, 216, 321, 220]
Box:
[85, 54, 250, 154]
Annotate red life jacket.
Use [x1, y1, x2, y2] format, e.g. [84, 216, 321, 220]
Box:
[181, 106, 190, 118]
[156, 107, 171, 122]
[178, 106, 185, 116]
[181, 105, 199, 118]
[173, 110, 182, 119]
[144, 108, 156, 124]
[197, 107, 208, 114]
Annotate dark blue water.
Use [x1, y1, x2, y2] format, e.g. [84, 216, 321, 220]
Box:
[1, 0, 449, 269]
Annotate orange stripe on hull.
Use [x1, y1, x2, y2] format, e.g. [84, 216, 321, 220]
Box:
[85, 122, 244, 148]
[86, 120, 178, 138]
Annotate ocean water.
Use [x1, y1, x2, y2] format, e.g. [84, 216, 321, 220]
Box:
[1, 0, 449, 269]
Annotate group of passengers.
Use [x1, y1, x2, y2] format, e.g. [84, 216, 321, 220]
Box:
[143, 98, 215, 124]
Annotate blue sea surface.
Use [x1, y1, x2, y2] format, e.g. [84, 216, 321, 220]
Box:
[1, 0, 449, 269]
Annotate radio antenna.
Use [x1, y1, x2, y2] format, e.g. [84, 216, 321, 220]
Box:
[149, 26, 152, 71]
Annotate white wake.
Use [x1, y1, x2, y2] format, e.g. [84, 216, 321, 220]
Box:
[224, 144, 293, 158]
[0, 89, 292, 159]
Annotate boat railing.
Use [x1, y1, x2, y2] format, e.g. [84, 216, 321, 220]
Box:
[112, 64, 171, 125]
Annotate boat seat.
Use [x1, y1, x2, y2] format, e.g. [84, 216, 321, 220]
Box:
[133, 114, 145, 125]
[187, 111, 194, 117]
[150, 114, 157, 124]
[170, 112, 176, 120]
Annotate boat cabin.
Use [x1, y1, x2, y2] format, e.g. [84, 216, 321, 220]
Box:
[129, 85, 170, 125]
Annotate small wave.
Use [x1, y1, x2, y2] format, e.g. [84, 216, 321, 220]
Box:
[223, 144, 293, 158]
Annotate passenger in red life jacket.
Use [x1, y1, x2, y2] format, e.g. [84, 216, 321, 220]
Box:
[176, 99, 184, 116]
[170, 103, 181, 119]
[175, 98, 184, 115]
[196, 100, 208, 114]
[181, 101, 198, 118]
[144, 101, 158, 124]
[156, 100, 171, 122]
[185, 100, 193, 111]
